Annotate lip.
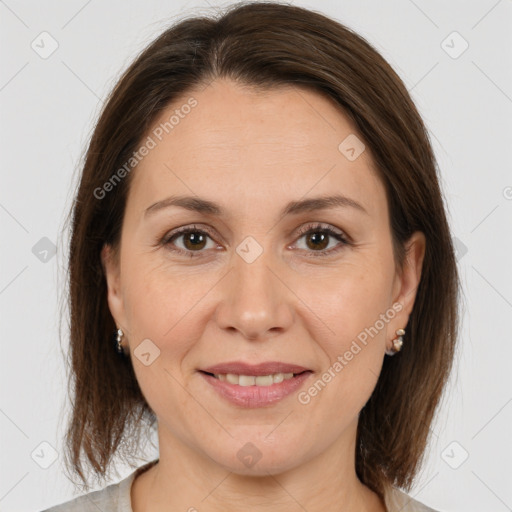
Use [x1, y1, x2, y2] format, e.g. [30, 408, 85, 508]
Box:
[200, 361, 311, 376]
[199, 370, 313, 408]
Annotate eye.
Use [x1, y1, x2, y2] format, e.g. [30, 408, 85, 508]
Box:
[292, 222, 350, 257]
[161, 224, 218, 257]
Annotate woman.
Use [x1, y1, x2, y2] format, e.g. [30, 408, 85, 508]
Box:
[43, 1, 459, 511]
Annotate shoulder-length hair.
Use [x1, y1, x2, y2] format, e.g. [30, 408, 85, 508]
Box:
[62, 0, 460, 498]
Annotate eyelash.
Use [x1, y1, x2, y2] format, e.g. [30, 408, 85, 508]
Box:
[160, 222, 351, 259]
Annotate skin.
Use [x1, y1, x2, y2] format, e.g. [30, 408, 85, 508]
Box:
[102, 78, 425, 512]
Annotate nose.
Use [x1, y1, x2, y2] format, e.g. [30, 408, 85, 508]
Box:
[214, 249, 294, 341]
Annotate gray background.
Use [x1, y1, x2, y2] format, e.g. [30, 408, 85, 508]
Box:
[1, 1, 511, 511]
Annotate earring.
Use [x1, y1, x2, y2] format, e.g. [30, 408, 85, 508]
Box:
[386, 328, 405, 356]
[115, 328, 124, 354]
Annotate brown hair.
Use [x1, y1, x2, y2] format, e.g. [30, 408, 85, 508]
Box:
[61, 0, 460, 499]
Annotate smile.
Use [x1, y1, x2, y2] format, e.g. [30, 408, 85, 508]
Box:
[199, 370, 313, 408]
[211, 372, 297, 386]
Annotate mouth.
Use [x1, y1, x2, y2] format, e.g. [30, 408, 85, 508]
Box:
[199, 370, 311, 387]
[200, 361, 312, 377]
[197, 362, 313, 407]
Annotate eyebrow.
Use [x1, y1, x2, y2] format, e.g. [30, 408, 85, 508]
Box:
[144, 193, 368, 219]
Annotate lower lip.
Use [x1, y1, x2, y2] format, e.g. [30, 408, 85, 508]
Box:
[199, 371, 313, 408]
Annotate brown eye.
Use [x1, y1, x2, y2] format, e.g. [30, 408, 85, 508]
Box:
[163, 225, 217, 257]
[294, 223, 350, 257]
[178, 231, 208, 251]
[304, 231, 330, 251]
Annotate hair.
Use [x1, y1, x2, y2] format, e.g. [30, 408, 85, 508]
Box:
[61, 0, 461, 499]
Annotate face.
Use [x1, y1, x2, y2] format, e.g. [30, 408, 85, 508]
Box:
[103, 78, 425, 476]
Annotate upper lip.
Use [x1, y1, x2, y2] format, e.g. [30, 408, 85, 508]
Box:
[200, 361, 312, 376]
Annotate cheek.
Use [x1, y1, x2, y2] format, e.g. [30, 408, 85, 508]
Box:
[121, 255, 216, 351]
[120, 258, 211, 417]
[302, 260, 393, 352]
[294, 262, 391, 408]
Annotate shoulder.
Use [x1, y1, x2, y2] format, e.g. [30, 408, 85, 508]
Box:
[41, 481, 122, 511]
[41, 459, 158, 512]
[384, 486, 441, 512]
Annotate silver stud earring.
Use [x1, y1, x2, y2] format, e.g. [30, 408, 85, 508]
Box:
[385, 328, 405, 356]
[115, 328, 124, 354]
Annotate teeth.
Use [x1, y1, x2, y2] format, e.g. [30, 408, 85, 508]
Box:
[214, 372, 296, 386]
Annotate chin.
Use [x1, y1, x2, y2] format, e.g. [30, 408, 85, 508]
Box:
[202, 430, 308, 476]
[222, 451, 303, 477]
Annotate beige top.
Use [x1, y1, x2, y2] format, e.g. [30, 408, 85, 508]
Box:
[42, 459, 440, 511]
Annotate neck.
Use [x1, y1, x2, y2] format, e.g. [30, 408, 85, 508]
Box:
[131, 423, 386, 512]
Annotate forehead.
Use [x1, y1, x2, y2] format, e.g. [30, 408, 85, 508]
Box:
[126, 78, 386, 221]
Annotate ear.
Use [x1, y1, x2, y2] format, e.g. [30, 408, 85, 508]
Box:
[101, 243, 127, 330]
[389, 231, 426, 340]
